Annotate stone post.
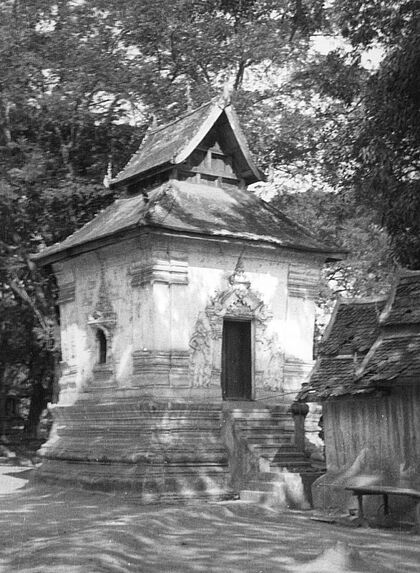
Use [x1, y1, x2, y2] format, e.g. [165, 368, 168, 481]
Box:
[290, 401, 309, 452]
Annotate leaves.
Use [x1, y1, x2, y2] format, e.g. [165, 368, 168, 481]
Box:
[2, 0, 414, 431]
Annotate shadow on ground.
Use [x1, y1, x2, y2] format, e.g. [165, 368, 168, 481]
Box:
[0, 467, 419, 573]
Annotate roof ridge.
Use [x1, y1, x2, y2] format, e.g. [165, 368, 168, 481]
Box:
[110, 98, 222, 186]
[147, 99, 216, 136]
[336, 296, 389, 306]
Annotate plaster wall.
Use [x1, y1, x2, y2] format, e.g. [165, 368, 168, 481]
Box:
[54, 231, 323, 405]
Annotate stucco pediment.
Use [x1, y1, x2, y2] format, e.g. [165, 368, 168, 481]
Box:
[206, 256, 272, 334]
[206, 286, 272, 338]
[87, 264, 117, 345]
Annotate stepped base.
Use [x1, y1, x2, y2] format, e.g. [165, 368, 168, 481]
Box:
[225, 405, 324, 509]
[35, 397, 322, 506]
[36, 398, 233, 502]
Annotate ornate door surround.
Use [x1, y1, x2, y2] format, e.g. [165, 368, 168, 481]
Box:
[189, 258, 274, 393]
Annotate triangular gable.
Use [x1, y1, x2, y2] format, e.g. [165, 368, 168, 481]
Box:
[110, 97, 264, 188]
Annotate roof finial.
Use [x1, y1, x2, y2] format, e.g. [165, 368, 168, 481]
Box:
[186, 82, 193, 112]
[228, 251, 250, 288]
[222, 78, 232, 105]
[103, 159, 113, 188]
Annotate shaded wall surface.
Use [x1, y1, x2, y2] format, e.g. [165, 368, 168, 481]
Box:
[313, 385, 420, 518]
[40, 230, 325, 499]
[54, 231, 322, 406]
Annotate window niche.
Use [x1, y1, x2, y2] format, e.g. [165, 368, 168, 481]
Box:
[89, 325, 114, 383]
[87, 275, 116, 383]
[96, 328, 108, 364]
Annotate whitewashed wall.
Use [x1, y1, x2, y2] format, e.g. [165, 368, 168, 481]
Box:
[53, 230, 324, 405]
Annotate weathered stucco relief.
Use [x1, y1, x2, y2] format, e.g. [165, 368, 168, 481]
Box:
[282, 261, 319, 383]
[287, 263, 320, 300]
[130, 248, 191, 386]
[188, 257, 285, 393]
[256, 333, 285, 391]
[189, 315, 212, 388]
[86, 262, 117, 383]
[51, 263, 78, 396]
[129, 253, 188, 287]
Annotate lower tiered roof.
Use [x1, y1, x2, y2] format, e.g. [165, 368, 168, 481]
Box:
[299, 270, 420, 402]
[33, 180, 343, 265]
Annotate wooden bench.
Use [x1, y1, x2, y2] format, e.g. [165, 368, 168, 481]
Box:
[346, 485, 420, 532]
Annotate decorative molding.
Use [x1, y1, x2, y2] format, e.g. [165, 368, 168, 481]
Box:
[284, 358, 314, 384]
[57, 281, 76, 304]
[129, 257, 188, 287]
[58, 362, 77, 392]
[288, 264, 319, 299]
[206, 262, 272, 341]
[133, 350, 190, 386]
[257, 333, 285, 391]
[87, 264, 117, 333]
[188, 257, 279, 390]
[87, 263, 117, 377]
[92, 364, 114, 380]
[189, 316, 212, 387]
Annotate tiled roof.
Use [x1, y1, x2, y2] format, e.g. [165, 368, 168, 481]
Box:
[380, 270, 420, 326]
[358, 333, 420, 386]
[33, 180, 343, 264]
[299, 357, 356, 402]
[298, 299, 386, 402]
[111, 101, 216, 185]
[110, 98, 263, 187]
[321, 299, 386, 356]
[299, 271, 420, 402]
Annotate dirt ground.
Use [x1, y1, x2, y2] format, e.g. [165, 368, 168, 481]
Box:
[0, 465, 419, 573]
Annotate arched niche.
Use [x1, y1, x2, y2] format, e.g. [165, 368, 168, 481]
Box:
[96, 328, 108, 364]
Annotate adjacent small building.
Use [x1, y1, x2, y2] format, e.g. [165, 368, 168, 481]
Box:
[299, 270, 420, 519]
[33, 96, 342, 501]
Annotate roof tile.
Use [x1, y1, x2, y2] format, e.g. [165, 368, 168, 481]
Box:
[299, 272, 420, 402]
[33, 180, 343, 263]
[111, 101, 216, 185]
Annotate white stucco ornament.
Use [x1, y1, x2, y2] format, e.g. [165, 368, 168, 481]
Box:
[189, 257, 285, 389]
[87, 264, 117, 344]
[189, 314, 212, 388]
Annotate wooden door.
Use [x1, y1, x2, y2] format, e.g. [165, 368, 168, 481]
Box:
[222, 320, 252, 400]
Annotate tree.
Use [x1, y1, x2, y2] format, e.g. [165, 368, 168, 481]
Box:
[0, 0, 337, 435]
[352, 19, 420, 268]
[0, 0, 403, 434]
[299, 1, 420, 267]
[0, 0, 140, 435]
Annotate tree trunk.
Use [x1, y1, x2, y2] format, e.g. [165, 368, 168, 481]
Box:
[25, 382, 47, 438]
[0, 365, 8, 441]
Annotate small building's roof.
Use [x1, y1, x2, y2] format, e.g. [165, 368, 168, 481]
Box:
[380, 270, 420, 326]
[110, 97, 264, 188]
[298, 298, 387, 402]
[321, 298, 386, 356]
[357, 333, 420, 387]
[299, 270, 420, 402]
[33, 180, 344, 265]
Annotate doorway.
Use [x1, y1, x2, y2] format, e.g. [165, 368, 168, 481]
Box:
[221, 319, 252, 400]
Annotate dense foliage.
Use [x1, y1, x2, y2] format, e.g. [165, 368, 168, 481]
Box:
[298, 0, 420, 267]
[0, 0, 418, 434]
